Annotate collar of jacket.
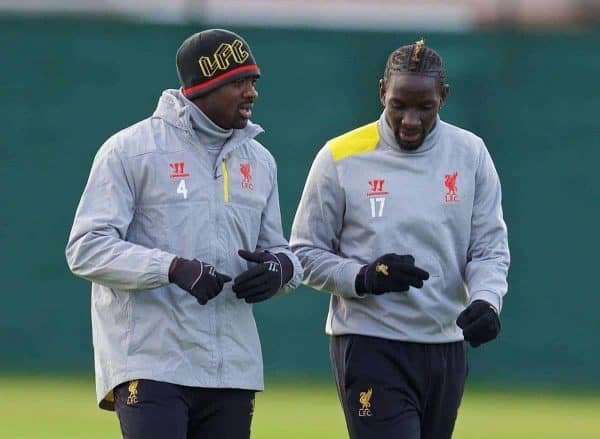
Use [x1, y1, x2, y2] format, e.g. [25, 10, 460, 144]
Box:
[378, 110, 441, 155]
[152, 89, 264, 167]
[183, 91, 234, 151]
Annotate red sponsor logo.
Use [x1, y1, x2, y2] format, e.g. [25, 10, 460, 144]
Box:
[444, 171, 459, 202]
[169, 162, 190, 179]
[240, 163, 253, 190]
[367, 179, 389, 197]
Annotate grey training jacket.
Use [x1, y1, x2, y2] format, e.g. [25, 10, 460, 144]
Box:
[66, 89, 302, 409]
[290, 111, 509, 343]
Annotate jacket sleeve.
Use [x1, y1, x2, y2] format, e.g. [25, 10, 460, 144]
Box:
[65, 140, 176, 291]
[255, 160, 303, 295]
[290, 145, 364, 298]
[465, 143, 510, 312]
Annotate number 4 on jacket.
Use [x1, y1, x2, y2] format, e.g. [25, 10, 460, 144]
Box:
[177, 180, 188, 199]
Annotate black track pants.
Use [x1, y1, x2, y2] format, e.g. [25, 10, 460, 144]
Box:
[330, 334, 467, 439]
[114, 379, 255, 439]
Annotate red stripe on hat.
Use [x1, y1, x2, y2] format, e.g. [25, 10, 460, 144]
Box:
[183, 64, 259, 95]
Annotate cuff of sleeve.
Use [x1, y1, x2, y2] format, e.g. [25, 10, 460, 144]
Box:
[268, 248, 303, 294]
[277, 248, 304, 292]
[470, 290, 502, 314]
[160, 252, 178, 285]
[335, 261, 367, 299]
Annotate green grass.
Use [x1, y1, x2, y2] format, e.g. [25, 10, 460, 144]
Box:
[1, 376, 599, 438]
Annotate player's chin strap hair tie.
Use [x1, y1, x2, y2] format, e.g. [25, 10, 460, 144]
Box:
[410, 39, 425, 69]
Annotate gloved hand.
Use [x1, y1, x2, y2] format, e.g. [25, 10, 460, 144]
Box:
[355, 253, 429, 295]
[168, 257, 232, 305]
[456, 300, 501, 347]
[233, 250, 293, 303]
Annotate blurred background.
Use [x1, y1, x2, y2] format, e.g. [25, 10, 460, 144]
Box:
[1, 0, 599, 438]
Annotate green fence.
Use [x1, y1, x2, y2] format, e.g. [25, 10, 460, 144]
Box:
[1, 16, 598, 386]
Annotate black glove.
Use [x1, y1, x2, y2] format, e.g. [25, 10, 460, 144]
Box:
[168, 257, 232, 305]
[456, 300, 501, 347]
[355, 253, 429, 295]
[232, 250, 294, 303]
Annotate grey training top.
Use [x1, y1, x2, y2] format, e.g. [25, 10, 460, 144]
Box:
[66, 89, 303, 409]
[290, 111, 509, 343]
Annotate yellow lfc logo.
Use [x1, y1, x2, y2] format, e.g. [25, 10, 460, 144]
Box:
[375, 263, 389, 276]
[126, 380, 139, 405]
[198, 40, 250, 77]
[358, 388, 372, 417]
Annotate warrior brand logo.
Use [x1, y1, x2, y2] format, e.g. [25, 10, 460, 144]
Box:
[367, 179, 389, 197]
[206, 265, 216, 277]
[198, 40, 250, 78]
[240, 163, 253, 190]
[367, 179, 388, 217]
[266, 261, 280, 273]
[126, 380, 139, 405]
[170, 162, 190, 179]
[444, 171, 459, 202]
[358, 388, 373, 417]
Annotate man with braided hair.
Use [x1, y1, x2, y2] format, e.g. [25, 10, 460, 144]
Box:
[290, 40, 509, 438]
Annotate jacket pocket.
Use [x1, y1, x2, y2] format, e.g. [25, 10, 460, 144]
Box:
[161, 200, 210, 258]
[223, 203, 262, 254]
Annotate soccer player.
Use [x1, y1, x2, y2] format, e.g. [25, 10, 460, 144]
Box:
[290, 40, 509, 439]
[66, 29, 302, 439]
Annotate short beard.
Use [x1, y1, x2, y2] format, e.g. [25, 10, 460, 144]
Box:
[232, 118, 249, 129]
[395, 128, 426, 151]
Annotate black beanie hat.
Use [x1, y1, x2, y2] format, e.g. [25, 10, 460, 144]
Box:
[176, 29, 260, 100]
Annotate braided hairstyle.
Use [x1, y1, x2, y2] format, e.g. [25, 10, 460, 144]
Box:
[383, 39, 446, 88]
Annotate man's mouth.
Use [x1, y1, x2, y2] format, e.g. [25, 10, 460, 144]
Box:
[239, 103, 253, 119]
[399, 130, 422, 143]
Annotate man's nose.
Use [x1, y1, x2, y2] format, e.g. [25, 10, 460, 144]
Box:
[243, 83, 258, 100]
[401, 110, 420, 128]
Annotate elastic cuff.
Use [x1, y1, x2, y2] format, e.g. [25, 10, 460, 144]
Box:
[267, 248, 303, 291]
[335, 261, 367, 299]
[167, 257, 179, 282]
[470, 290, 502, 314]
[160, 253, 178, 285]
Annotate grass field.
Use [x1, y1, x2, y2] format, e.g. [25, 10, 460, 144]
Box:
[1, 376, 599, 438]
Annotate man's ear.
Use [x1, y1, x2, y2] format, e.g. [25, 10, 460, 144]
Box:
[440, 83, 450, 108]
[379, 79, 386, 107]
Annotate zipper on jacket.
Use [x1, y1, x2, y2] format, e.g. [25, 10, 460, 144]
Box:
[221, 158, 230, 203]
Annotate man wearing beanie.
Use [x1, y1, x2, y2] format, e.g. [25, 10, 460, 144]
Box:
[66, 29, 302, 439]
